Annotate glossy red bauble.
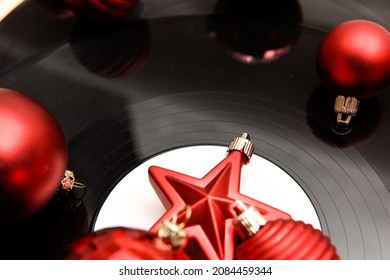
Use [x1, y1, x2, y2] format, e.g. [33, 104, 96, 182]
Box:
[0, 89, 67, 224]
[65, 227, 188, 260]
[236, 219, 339, 260]
[64, 0, 139, 21]
[316, 20, 390, 99]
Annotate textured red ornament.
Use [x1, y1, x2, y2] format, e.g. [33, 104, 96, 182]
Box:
[237, 219, 339, 260]
[0, 89, 67, 224]
[316, 20, 390, 99]
[65, 227, 188, 260]
[64, 0, 139, 21]
[148, 150, 291, 260]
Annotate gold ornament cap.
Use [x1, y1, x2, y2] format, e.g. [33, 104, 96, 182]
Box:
[227, 133, 255, 162]
[334, 95, 360, 125]
[157, 205, 191, 248]
[230, 200, 266, 238]
[60, 169, 86, 191]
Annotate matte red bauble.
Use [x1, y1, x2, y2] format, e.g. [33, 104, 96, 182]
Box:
[316, 20, 390, 99]
[64, 0, 139, 21]
[65, 227, 188, 260]
[237, 219, 339, 260]
[0, 88, 67, 224]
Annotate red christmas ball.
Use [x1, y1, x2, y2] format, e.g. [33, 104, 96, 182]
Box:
[0, 88, 67, 224]
[316, 20, 390, 99]
[236, 219, 339, 260]
[64, 0, 139, 21]
[65, 227, 188, 260]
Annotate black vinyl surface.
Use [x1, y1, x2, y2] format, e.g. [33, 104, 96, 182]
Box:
[0, 0, 390, 259]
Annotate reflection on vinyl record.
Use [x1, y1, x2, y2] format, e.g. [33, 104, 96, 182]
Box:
[209, 0, 302, 63]
[70, 20, 151, 78]
[0, 188, 88, 259]
[35, 0, 75, 19]
[0, 0, 390, 260]
[306, 86, 382, 147]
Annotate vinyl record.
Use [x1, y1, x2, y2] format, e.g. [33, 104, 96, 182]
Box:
[1, 0, 390, 260]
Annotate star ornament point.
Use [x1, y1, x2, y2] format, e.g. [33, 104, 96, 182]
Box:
[148, 140, 290, 260]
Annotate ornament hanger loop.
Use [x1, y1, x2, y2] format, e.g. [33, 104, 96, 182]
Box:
[60, 169, 86, 191]
[171, 204, 192, 229]
[157, 205, 192, 248]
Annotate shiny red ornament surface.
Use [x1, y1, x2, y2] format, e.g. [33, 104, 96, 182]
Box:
[316, 20, 390, 99]
[237, 219, 339, 260]
[64, 0, 139, 21]
[148, 150, 291, 260]
[65, 227, 188, 260]
[0, 89, 67, 224]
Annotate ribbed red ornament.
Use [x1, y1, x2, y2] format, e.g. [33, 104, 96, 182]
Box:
[64, 0, 139, 21]
[65, 227, 189, 260]
[236, 219, 339, 260]
[316, 20, 390, 99]
[0, 88, 67, 224]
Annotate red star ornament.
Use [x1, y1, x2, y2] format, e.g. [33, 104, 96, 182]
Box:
[148, 135, 291, 260]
